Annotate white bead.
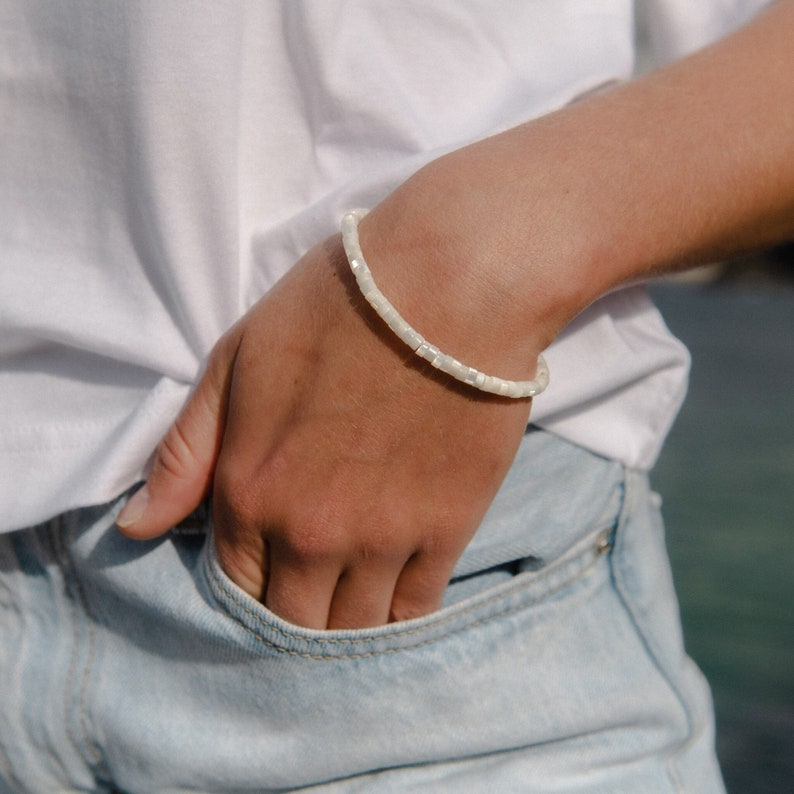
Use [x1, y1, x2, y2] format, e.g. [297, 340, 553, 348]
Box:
[357, 272, 375, 296]
[423, 343, 441, 363]
[415, 341, 433, 361]
[379, 304, 395, 322]
[446, 358, 466, 380]
[368, 291, 388, 313]
[400, 327, 424, 351]
[386, 312, 406, 335]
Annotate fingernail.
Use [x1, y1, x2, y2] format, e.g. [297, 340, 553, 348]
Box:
[117, 485, 149, 528]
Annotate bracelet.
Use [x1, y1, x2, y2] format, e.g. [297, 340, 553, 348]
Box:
[340, 209, 549, 399]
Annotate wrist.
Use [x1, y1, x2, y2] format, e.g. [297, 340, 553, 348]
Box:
[358, 141, 603, 378]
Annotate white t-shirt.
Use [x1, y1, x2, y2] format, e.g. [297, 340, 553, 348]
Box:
[0, 0, 770, 533]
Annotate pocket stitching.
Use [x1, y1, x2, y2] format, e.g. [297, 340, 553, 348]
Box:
[207, 530, 611, 659]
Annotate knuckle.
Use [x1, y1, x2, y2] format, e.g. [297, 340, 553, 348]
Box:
[279, 521, 342, 563]
[275, 498, 351, 563]
[214, 468, 267, 530]
[420, 506, 472, 557]
[356, 522, 411, 565]
[216, 461, 353, 564]
[154, 421, 197, 482]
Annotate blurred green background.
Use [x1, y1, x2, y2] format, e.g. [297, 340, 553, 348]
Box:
[649, 272, 794, 794]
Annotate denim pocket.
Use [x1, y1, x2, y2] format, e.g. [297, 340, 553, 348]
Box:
[42, 444, 709, 791]
[201, 520, 616, 661]
[172, 468, 697, 792]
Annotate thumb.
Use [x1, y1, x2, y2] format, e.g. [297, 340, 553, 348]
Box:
[117, 338, 237, 539]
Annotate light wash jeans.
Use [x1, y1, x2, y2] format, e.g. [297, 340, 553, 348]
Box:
[0, 428, 723, 793]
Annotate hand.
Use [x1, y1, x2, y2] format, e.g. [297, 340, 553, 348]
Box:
[117, 232, 534, 629]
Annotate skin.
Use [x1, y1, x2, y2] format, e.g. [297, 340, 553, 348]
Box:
[118, 1, 794, 629]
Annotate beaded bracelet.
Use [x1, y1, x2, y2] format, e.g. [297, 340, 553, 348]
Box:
[340, 209, 549, 399]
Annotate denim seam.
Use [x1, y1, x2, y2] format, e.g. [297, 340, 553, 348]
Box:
[51, 520, 97, 774]
[609, 470, 691, 794]
[0, 726, 16, 791]
[0, 540, 24, 792]
[207, 534, 610, 660]
[53, 517, 110, 780]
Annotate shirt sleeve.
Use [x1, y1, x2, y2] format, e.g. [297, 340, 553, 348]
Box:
[641, 0, 774, 65]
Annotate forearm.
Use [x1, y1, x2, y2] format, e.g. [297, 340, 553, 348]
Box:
[360, 1, 794, 375]
[524, 0, 794, 281]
